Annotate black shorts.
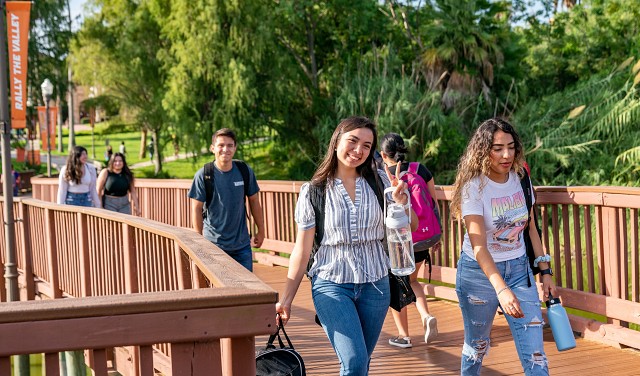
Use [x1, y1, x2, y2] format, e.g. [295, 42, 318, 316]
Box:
[414, 249, 430, 264]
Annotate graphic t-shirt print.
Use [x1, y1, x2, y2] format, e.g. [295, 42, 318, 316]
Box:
[489, 190, 528, 252]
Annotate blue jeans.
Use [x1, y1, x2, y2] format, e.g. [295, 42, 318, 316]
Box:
[456, 253, 549, 376]
[65, 192, 93, 207]
[225, 244, 253, 272]
[312, 276, 390, 376]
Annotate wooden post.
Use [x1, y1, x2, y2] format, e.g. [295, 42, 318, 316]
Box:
[77, 212, 91, 297]
[19, 201, 35, 300]
[171, 341, 222, 376]
[91, 349, 109, 376]
[601, 206, 621, 326]
[44, 353, 60, 376]
[138, 345, 154, 376]
[0, 357, 10, 375]
[45, 208, 61, 298]
[175, 242, 192, 291]
[123, 223, 139, 294]
[221, 337, 256, 375]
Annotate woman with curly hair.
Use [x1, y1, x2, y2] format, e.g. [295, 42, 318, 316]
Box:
[451, 118, 556, 375]
[57, 145, 100, 208]
[97, 152, 140, 215]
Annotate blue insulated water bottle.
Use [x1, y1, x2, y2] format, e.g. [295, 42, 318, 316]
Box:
[546, 294, 576, 351]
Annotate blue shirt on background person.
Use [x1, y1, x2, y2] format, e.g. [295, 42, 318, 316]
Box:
[188, 128, 265, 272]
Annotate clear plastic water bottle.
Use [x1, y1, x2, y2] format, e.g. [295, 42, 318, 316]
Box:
[546, 294, 576, 351]
[384, 187, 415, 276]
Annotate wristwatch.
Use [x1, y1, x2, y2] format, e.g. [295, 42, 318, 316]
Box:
[540, 268, 553, 276]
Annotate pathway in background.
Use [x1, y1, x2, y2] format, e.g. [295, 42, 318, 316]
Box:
[129, 149, 208, 169]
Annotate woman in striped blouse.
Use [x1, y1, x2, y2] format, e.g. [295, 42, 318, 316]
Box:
[276, 116, 416, 375]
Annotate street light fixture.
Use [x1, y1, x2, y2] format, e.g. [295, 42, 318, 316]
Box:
[41, 78, 54, 177]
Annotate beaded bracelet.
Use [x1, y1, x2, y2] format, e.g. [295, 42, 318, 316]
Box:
[533, 254, 551, 267]
[497, 286, 510, 297]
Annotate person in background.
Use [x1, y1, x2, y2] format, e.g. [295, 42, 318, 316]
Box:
[12, 164, 20, 196]
[147, 138, 155, 161]
[57, 146, 100, 208]
[119, 141, 126, 155]
[451, 118, 556, 375]
[380, 132, 440, 348]
[97, 152, 140, 215]
[2, 164, 21, 196]
[188, 128, 265, 271]
[276, 116, 416, 376]
[104, 145, 113, 163]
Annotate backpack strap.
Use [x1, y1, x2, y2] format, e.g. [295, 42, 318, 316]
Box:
[520, 169, 542, 275]
[203, 162, 216, 219]
[365, 167, 385, 213]
[521, 163, 534, 215]
[233, 159, 251, 197]
[307, 182, 326, 274]
[408, 161, 419, 175]
[364, 169, 388, 255]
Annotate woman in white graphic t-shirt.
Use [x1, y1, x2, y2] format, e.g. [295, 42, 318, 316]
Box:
[451, 118, 557, 376]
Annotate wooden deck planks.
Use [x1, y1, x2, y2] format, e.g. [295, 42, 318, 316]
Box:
[254, 264, 640, 375]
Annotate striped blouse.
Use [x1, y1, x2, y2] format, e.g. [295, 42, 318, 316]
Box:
[295, 171, 391, 284]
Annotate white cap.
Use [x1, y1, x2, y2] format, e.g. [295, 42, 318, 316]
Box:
[385, 204, 409, 229]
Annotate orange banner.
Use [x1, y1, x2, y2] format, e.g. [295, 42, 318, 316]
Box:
[37, 106, 57, 150]
[6, 2, 32, 129]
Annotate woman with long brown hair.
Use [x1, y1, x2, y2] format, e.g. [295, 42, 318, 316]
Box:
[97, 152, 140, 215]
[276, 116, 416, 375]
[57, 145, 100, 208]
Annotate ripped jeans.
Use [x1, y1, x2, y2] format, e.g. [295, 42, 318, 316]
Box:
[456, 252, 549, 376]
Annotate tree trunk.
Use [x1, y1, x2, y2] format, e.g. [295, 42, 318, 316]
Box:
[152, 129, 162, 175]
[139, 128, 147, 159]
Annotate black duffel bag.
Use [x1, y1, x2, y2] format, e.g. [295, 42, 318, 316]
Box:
[256, 315, 306, 376]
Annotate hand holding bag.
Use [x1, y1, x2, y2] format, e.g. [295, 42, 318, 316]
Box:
[256, 314, 306, 376]
[389, 273, 416, 312]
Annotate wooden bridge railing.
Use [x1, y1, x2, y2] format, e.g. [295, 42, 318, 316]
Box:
[0, 195, 277, 375]
[29, 178, 640, 351]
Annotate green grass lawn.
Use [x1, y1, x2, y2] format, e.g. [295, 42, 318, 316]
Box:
[134, 154, 213, 179]
[52, 124, 150, 166]
[26, 122, 290, 180]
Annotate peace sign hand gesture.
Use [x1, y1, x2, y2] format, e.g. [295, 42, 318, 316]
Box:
[384, 163, 409, 206]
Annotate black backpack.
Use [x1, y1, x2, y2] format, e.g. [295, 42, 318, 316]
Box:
[256, 316, 306, 376]
[520, 169, 542, 276]
[202, 159, 250, 219]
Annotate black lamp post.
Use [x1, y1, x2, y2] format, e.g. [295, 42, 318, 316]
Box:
[0, 0, 19, 304]
[41, 78, 53, 177]
[89, 86, 96, 159]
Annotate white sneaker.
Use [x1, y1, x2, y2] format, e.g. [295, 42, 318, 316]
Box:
[388, 336, 412, 348]
[423, 315, 438, 344]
